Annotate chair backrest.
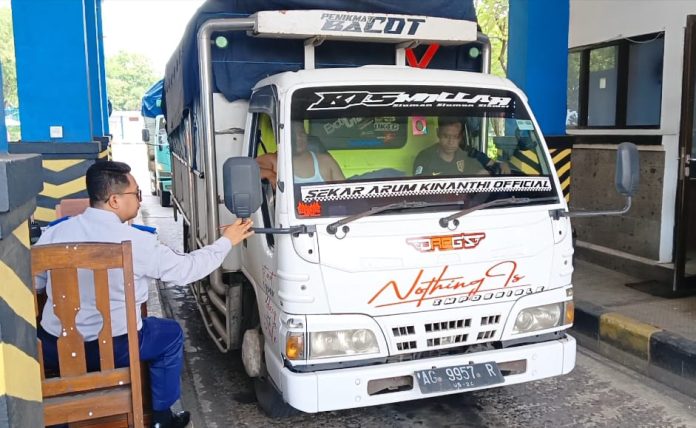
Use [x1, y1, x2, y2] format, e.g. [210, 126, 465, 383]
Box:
[32, 241, 144, 427]
[55, 198, 90, 218]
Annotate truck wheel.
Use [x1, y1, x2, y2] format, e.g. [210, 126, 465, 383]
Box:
[242, 286, 299, 418]
[254, 374, 300, 418]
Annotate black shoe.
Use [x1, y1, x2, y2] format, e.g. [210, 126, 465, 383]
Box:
[151, 410, 191, 428]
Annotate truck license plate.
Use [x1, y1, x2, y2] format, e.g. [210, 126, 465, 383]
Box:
[415, 362, 504, 394]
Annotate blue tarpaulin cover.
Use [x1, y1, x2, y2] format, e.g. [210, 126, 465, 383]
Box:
[163, 0, 477, 133]
[141, 79, 164, 118]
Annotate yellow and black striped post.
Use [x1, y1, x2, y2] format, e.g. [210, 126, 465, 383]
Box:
[549, 146, 572, 203]
[0, 154, 44, 427]
[9, 142, 109, 225]
[507, 143, 571, 202]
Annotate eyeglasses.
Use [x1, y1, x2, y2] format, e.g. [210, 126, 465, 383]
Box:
[107, 189, 142, 202]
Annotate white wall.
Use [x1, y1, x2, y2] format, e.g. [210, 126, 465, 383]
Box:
[569, 0, 696, 262]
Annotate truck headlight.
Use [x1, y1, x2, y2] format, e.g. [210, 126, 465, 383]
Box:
[309, 329, 379, 359]
[513, 302, 570, 334]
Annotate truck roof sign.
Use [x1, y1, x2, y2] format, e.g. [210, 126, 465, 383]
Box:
[252, 10, 477, 45]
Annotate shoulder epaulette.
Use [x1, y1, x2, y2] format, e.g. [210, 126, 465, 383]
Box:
[46, 216, 70, 228]
[131, 223, 157, 234]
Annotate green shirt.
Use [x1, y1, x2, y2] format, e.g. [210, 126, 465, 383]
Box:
[413, 144, 486, 176]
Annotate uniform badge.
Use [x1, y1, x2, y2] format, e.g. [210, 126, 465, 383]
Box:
[457, 160, 465, 172]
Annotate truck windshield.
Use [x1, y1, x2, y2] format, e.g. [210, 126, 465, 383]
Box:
[290, 85, 558, 219]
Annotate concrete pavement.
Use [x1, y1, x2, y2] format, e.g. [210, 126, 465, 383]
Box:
[571, 259, 696, 399]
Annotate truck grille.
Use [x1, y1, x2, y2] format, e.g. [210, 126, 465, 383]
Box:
[396, 340, 418, 351]
[381, 311, 504, 354]
[424, 319, 471, 332]
[392, 326, 415, 337]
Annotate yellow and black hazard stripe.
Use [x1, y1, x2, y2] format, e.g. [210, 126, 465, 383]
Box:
[510, 149, 544, 175]
[0, 216, 43, 427]
[549, 147, 571, 203]
[34, 158, 92, 224]
[102, 144, 112, 161]
[7, 141, 110, 224]
[33, 144, 110, 224]
[509, 143, 571, 202]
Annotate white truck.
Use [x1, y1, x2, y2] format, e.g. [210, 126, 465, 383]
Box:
[164, 4, 639, 416]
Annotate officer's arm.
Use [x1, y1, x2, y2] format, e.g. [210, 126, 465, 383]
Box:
[150, 237, 232, 286]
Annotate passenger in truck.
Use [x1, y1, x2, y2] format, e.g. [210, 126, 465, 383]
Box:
[413, 117, 490, 177]
[34, 161, 253, 428]
[256, 121, 345, 186]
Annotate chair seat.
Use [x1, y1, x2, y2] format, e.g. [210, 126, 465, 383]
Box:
[43, 387, 133, 426]
[43, 368, 132, 398]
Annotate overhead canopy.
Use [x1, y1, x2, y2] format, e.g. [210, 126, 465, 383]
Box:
[164, 0, 478, 133]
[141, 79, 164, 118]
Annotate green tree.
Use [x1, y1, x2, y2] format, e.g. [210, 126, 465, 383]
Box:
[0, 8, 18, 107]
[474, 0, 509, 78]
[106, 51, 158, 111]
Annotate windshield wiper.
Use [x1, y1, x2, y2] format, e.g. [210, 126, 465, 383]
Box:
[438, 196, 560, 229]
[327, 200, 453, 235]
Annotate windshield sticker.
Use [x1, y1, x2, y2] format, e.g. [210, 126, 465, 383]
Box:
[299, 177, 552, 202]
[516, 119, 534, 130]
[412, 116, 428, 135]
[307, 91, 512, 111]
[297, 200, 322, 217]
[368, 261, 536, 308]
[407, 232, 486, 252]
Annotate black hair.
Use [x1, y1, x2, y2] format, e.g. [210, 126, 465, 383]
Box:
[437, 117, 464, 130]
[86, 161, 131, 206]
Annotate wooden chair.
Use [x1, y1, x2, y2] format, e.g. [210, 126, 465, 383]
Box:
[32, 241, 145, 428]
[55, 198, 91, 218]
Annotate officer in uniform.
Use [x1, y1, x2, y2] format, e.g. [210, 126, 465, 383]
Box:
[35, 161, 253, 428]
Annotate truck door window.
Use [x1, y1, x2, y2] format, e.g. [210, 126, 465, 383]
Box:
[251, 113, 276, 248]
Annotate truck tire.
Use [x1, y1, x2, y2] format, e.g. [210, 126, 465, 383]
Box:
[241, 285, 299, 418]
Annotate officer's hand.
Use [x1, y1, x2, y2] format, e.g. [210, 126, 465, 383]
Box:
[222, 219, 254, 245]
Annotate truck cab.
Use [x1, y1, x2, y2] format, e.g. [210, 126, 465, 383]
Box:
[229, 67, 576, 413]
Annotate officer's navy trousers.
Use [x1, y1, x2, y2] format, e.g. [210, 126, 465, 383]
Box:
[39, 316, 184, 411]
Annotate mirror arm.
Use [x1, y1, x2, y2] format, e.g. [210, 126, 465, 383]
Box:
[551, 196, 632, 219]
[251, 225, 317, 235]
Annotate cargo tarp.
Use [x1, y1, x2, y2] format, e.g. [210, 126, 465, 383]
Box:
[141, 79, 164, 118]
[163, 0, 477, 133]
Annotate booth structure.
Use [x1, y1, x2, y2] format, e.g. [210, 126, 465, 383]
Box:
[8, 0, 110, 225]
[567, 1, 696, 293]
[0, 63, 43, 427]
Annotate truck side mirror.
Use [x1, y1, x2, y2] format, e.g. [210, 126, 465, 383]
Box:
[615, 142, 639, 197]
[560, 142, 640, 218]
[141, 128, 150, 142]
[223, 157, 262, 218]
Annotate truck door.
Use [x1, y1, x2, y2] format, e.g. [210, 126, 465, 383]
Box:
[242, 110, 277, 292]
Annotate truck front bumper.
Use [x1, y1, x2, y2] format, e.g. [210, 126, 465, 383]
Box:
[267, 334, 576, 413]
